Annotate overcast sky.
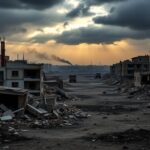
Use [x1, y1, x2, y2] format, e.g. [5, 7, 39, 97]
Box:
[0, 0, 150, 65]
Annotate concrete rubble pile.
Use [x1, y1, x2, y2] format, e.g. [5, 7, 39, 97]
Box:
[115, 81, 150, 100]
[103, 77, 150, 100]
[0, 81, 89, 146]
[30, 105, 88, 128]
[0, 87, 89, 130]
[127, 86, 150, 100]
[123, 84, 150, 101]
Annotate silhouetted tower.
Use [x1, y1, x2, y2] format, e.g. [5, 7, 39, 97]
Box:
[1, 37, 6, 67]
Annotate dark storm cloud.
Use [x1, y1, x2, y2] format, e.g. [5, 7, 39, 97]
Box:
[94, 0, 150, 30]
[55, 27, 150, 44]
[0, 0, 63, 10]
[67, 4, 92, 18]
[0, 8, 66, 36]
[1, 0, 150, 45]
[0, 10, 38, 34]
[0, 0, 66, 36]
[66, 0, 126, 18]
[32, 26, 150, 45]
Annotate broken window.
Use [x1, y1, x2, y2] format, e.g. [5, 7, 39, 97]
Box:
[24, 69, 40, 79]
[24, 81, 40, 90]
[144, 64, 148, 69]
[136, 64, 141, 69]
[12, 71, 19, 77]
[0, 81, 3, 86]
[12, 82, 19, 87]
[0, 71, 4, 80]
[0, 94, 19, 110]
[128, 70, 134, 74]
[128, 64, 134, 68]
[141, 75, 150, 85]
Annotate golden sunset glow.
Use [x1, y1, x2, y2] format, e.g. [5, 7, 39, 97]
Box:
[6, 40, 149, 65]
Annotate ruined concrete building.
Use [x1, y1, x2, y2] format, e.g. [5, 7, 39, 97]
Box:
[132, 56, 150, 72]
[0, 86, 28, 111]
[111, 60, 134, 79]
[111, 55, 150, 79]
[134, 71, 150, 87]
[0, 39, 43, 96]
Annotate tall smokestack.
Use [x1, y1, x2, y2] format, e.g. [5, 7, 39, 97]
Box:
[1, 37, 6, 67]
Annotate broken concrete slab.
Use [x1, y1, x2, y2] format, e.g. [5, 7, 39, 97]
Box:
[3, 110, 15, 118]
[53, 110, 60, 118]
[26, 104, 48, 118]
[38, 108, 48, 114]
[0, 104, 9, 112]
[13, 108, 24, 114]
[13, 108, 24, 117]
[1, 115, 13, 121]
[32, 101, 40, 108]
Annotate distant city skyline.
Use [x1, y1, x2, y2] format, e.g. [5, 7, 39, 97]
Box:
[0, 0, 150, 65]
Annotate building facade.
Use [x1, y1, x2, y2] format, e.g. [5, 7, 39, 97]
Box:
[110, 55, 150, 79]
[132, 56, 150, 73]
[0, 39, 43, 96]
[134, 71, 150, 87]
[0, 60, 43, 96]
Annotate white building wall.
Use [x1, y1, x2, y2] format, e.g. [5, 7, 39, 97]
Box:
[0, 68, 6, 80]
[5, 80, 24, 88]
[6, 69, 24, 80]
[134, 72, 141, 87]
[1, 62, 43, 95]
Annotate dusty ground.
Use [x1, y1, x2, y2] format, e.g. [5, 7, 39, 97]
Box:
[1, 75, 150, 150]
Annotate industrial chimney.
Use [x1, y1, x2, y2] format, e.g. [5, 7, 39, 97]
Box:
[1, 37, 6, 67]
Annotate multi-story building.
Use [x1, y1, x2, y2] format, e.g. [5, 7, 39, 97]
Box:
[132, 55, 150, 72]
[110, 62, 122, 78]
[110, 55, 150, 79]
[111, 60, 134, 79]
[0, 39, 43, 96]
[121, 60, 134, 79]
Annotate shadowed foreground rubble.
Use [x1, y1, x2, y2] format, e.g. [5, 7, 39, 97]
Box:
[0, 75, 150, 150]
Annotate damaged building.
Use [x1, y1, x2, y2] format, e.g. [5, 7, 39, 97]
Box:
[110, 55, 150, 79]
[0, 39, 43, 96]
[134, 71, 150, 87]
[110, 60, 134, 79]
[0, 86, 28, 111]
[132, 56, 150, 72]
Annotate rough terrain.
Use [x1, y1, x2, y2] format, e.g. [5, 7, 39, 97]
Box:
[1, 75, 150, 150]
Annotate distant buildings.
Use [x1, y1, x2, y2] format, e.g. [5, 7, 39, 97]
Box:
[111, 55, 150, 78]
[110, 55, 150, 86]
[111, 60, 134, 79]
[0, 39, 43, 96]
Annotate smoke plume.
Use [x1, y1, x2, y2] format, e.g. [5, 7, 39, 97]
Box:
[27, 49, 50, 60]
[25, 49, 72, 65]
[51, 55, 72, 65]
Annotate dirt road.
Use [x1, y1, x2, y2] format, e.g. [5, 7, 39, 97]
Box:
[1, 75, 150, 150]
